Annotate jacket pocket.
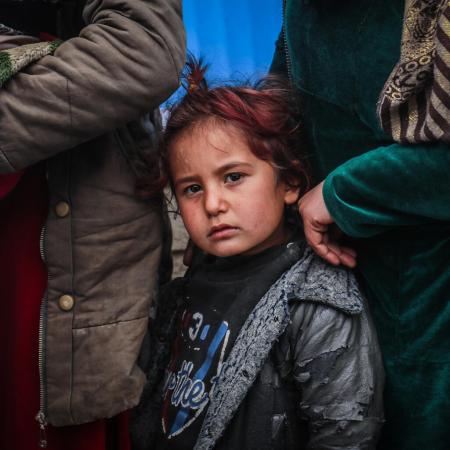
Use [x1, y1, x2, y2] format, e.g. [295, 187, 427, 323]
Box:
[70, 316, 148, 424]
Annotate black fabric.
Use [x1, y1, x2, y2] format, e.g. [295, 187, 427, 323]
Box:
[0, 0, 85, 38]
[156, 241, 304, 449]
[0, 3, 60, 36]
[215, 362, 307, 450]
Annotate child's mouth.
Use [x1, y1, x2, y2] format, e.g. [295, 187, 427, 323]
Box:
[208, 224, 238, 240]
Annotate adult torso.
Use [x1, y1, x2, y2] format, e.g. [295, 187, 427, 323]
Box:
[285, 2, 450, 448]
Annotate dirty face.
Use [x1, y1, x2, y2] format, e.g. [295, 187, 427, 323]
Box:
[169, 122, 299, 257]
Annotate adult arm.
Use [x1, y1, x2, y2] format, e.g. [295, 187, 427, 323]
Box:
[299, 142, 450, 266]
[290, 301, 384, 449]
[0, 0, 185, 173]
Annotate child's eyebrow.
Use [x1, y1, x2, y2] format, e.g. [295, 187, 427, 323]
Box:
[173, 175, 198, 187]
[215, 161, 253, 174]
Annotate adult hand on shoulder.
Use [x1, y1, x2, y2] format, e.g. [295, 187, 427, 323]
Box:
[298, 181, 357, 268]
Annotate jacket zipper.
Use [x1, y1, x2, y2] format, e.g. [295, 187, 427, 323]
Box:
[36, 225, 48, 448]
[282, 0, 294, 85]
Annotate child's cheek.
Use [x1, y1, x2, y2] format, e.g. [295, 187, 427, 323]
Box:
[180, 204, 203, 237]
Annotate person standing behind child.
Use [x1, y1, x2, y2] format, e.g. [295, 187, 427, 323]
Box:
[271, 2, 450, 449]
[131, 62, 384, 450]
[0, 1, 184, 449]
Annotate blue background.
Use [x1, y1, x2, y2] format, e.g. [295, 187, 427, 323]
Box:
[166, 0, 282, 104]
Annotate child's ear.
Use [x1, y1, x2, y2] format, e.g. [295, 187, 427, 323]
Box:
[283, 184, 301, 205]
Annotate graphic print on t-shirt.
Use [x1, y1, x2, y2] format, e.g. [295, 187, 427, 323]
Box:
[161, 307, 230, 440]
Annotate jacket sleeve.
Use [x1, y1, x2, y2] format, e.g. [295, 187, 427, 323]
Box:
[0, 0, 185, 173]
[323, 142, 450, 238]
[289, 300, 384, 449]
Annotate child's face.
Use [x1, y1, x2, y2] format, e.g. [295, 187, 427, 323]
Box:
[169, 122, 299, 257]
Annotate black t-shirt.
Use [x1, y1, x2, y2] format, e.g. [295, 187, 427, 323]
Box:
[157, 242, 300, 449]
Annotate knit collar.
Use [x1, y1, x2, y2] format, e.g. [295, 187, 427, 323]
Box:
[0, 36, 61, 87]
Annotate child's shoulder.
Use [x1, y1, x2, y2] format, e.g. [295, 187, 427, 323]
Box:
[277, 245, 379, 362]
[283, 244, 363, 315]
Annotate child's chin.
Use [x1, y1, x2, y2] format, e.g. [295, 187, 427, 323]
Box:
[208, 249, 241, 258]
[204, 244, 244, 258]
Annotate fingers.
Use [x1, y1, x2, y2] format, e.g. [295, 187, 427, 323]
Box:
[315, 243, 342, 266]
[305, 221, 339, 264]
[304, 221, 357, 268]
[326, 241, 357, 268]
[298, 180, 357, 268]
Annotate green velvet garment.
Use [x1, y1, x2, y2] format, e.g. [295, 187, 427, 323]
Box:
[272, 1, 450, 449]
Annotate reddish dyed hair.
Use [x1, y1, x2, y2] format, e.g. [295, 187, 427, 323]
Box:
[142, 58, 311, 197]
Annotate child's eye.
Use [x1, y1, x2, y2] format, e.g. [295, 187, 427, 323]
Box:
[183, 184, 202, 196]
[224, 172, 245, 184]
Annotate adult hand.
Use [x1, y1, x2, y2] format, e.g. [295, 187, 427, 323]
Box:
[298, 181, 357, 268]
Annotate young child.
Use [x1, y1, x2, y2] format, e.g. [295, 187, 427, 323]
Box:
[131, 63, 384, 450]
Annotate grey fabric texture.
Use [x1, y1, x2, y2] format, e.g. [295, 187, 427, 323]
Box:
[131, 244, 384, 449]
[195, 246, 383, 450]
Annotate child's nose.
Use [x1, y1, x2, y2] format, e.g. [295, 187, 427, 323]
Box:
[204, 188, 227, 216]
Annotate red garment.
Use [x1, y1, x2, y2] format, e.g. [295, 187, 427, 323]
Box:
[0, 165, 131, 450]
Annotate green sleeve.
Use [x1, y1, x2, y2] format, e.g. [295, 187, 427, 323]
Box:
[323, 142, 450, 238]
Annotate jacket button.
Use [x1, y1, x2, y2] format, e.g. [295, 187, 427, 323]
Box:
[55, 202, 70, 218]
[58, 295, 74, 311]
